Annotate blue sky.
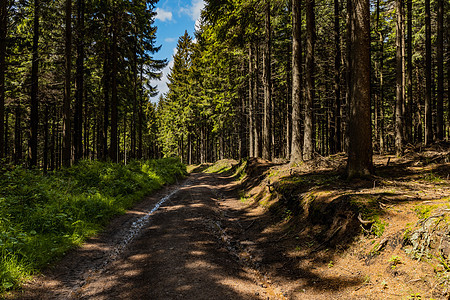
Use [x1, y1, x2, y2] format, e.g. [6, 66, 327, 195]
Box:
[150, 0, 205, 102]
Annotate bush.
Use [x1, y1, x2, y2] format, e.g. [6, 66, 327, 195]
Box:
[0, 158, 186, 292]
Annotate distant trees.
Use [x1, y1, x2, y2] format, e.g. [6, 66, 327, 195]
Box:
[1, 0, 165, 168]
[158, 0, 449, 177]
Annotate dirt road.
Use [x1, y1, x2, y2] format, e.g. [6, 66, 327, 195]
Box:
[16, 172, 285, 299]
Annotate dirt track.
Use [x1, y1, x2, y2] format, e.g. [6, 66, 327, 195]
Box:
[15, 172, 284, 299]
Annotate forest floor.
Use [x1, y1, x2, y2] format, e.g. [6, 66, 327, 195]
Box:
[7, 143, 450, 299]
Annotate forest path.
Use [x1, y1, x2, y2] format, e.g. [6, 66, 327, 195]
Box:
[15, 172, 284, 300]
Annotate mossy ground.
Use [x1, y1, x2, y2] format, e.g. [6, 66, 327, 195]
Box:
[196, 144, 450, 298]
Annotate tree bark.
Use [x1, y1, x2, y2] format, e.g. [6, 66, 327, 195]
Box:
[395, 0, 404, 155]
[291, 0, 302, 163]
[0, 0, 7, 159]
[74, 0, 85, 161]
[43, 103, 49, 172]
[103, 44, 110, 161]
[262, 0, 272, 161]
[333, 0, 341, 153]
[248, 44, 254, 157]
[405, 0, 412, 143]
[424, 0, 432, 144]
[30, 0, 40, 167]
[436, 0, 443, 140]
[254, 44, 260, 158]
[62, 0, 72, 167]
[303, 0, 315, 161]
[347, 0, 373, 177]
[110, 8, 118, 162]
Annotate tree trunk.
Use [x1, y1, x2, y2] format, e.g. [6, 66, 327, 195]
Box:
[436, 0, 443, 140]
[14, 106, 22, 165]
[333, 0, 341, 153]
[103, 40, 110, 160]
[395, 0, 404, 155]
[131, 34, 138, 159]
[62, 0, 72, 167]
[138, 63, 143, 159]
[262, 1, 272, 161]
[291, 0, 302, 163]
[74, 0, 85, 161]
[347, 0, 372, 177]
[254, 44, 260, 158]
[30, 0, 40, 167]
[0, 0, 7, 159]
[405, 0, 413, 143]
[303, 0, 315, 161]
[424, 0, 432, 144]
[248, 44, 254, 157]
[110, 9, 118, 162]
[50, 105, 56, 170]
[43, 103, 49, 173]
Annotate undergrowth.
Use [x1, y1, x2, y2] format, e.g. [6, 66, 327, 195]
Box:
[0, 158, 186, 292]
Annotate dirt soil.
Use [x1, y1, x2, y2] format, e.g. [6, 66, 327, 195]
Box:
[8, 144, 450, 299]
[9, 173, 286, 299]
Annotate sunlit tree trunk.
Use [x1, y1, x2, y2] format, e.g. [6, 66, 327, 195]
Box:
[395, 0, 404, 155]
[424, 0, 432, 144]
[303, 0, 315, 161]
[262, 0, 272, 160]
[436, 0, 443, 140]
[291, 0, 303, 163]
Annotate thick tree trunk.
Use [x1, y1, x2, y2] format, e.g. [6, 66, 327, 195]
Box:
[347, 0, 372, 177]
[424, 0, 432, 144]
[290, 0, 302, 163]
[395, 0, 404, 155]
[0, 0, 7, 159]
[30, 0, 40, 167]
[303, 0, 315, 161]
[62, 0, 72, 167]
[262, 1, 272, 161]
[436, 0, 443, 140]
[74, 0, 85, 161]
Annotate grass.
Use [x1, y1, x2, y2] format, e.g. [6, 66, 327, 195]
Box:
[0, 158, 186, 292]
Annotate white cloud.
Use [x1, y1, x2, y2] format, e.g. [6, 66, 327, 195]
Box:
[155, 7, 173, 22]
[180, 0, 205, 22]
[164, 37, 176, 43]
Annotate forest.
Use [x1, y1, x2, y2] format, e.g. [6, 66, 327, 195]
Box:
[0, 0, 448, 176]
[0, 0, 165, 170]
[0, 0, 450, 296]
[158, 0, 449, 177]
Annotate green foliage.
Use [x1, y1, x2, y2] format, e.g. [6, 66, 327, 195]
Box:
[0, 158, 185, 292]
